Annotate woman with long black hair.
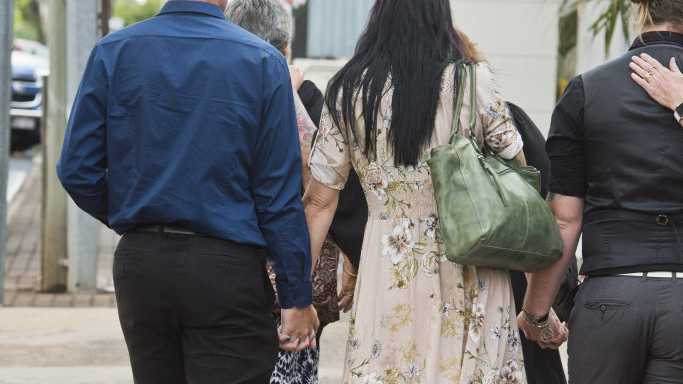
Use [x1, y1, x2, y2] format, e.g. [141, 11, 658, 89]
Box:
[303, 0, 528, 382]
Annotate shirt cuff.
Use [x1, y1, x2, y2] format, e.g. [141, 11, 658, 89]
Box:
[549, 185, 586, 199]
[548, 155, 587, 198]
[276, 279, 313, 309]
[496, 136, 524, 160]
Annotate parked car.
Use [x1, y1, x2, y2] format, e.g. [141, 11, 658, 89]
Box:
[10, 39, 48, 152]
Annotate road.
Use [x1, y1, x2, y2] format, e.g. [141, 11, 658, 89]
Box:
[6, 157, 32, 203]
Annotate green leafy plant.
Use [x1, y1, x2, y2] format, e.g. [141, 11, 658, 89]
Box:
[561, 0, 634, 55]
[14, 0, 45, 43]
[113, 0, 165, 27]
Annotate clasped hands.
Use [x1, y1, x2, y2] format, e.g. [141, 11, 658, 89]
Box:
[517, 308, 569, 350]
[279, 305, 320, 352]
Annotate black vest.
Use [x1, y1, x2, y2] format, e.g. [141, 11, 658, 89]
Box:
[580, 40, 683, 273]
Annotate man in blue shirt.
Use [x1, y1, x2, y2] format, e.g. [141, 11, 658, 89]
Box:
[57, 1, 318, 382]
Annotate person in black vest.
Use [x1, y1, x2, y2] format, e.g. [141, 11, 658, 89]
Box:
[519, 1, 683, 383]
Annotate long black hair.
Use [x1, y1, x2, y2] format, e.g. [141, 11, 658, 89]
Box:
[325, 0, 477, 166]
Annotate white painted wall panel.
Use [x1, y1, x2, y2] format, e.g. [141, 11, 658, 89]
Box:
[307, 0, 373, 58]
[451, 0, 561, 133]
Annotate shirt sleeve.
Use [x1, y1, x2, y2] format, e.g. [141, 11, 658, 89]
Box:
[252, 53, 312, 309]
[467, 63, 524, 160]
[308, 104, 352, 190]
[546, 76, 587, 198]
[56, 45, 109, 225]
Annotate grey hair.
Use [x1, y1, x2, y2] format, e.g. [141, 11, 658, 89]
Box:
[225, 0, 293, 53]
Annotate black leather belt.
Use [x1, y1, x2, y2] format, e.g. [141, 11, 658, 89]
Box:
[136, 225, 198, 236]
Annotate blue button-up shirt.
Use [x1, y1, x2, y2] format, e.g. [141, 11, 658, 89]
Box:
[57, 1, 312, 308]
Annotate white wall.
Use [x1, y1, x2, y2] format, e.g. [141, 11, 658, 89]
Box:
[292, 58, 347, 92]
[301, 0, 562, 135]
[306, 0, 373, 58]
[451, 0, 561, 134]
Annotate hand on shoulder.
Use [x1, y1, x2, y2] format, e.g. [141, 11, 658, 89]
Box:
[630, 53, 683, 113]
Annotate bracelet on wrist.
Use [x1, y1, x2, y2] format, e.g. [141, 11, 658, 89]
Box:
[343, 269, 358, 278]
[522, 308, 550, 328]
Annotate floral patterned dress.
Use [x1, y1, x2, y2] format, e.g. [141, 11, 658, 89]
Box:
[309, 63, 527, 384]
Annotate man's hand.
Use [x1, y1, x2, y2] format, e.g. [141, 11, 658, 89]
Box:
[279, 305, 319, 352]
[517, 308, 568, 350]
[630, 54, 683, 111]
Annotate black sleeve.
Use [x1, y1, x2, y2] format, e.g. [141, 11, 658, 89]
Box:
[507, 102, 551, 197]
[297, 80, 324, 128]
[546, 76, 587, 198]
[329, 169, 367, 271]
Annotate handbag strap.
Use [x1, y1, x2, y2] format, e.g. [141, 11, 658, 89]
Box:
[449, 62, 478, 145]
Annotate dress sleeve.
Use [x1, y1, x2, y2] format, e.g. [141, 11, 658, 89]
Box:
[473, 63, 524, 160]
[308, 105, 353, 190]
[546, 76, 587, 198]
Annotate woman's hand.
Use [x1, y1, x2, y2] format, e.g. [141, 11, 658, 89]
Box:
[630, 54, 683, 111]
[289, 65, 304, 91]
[338, 254, 357, 312]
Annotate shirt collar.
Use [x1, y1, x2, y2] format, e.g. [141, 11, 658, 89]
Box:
[630, 31, 683, 51]
[158, 1, 225, 19]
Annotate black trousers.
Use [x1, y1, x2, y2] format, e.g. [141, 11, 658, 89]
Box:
[114, 232, 278, 384]
[568, 275, 683, 384]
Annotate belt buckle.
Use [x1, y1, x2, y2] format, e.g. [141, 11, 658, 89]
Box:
[163, 226, 195, 236]
[656, 215, 670, 226]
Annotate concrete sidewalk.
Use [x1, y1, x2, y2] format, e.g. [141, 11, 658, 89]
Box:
[0, 308, 348, 383]
[0, 307, 567, 383]
[3, 158, 119, 307]
[7, 157, 32, 204]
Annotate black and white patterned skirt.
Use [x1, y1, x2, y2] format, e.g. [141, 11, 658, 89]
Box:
[270, 347, 319, 384]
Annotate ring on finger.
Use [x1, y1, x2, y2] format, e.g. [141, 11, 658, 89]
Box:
[540, 328, 554, 343]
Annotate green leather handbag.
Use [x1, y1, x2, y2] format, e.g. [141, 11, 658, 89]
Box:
[427, 63, 563, 272]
